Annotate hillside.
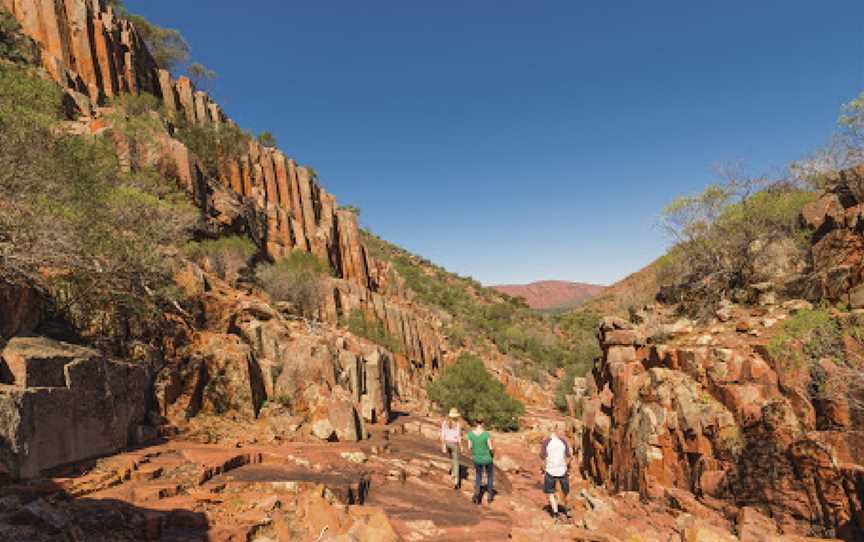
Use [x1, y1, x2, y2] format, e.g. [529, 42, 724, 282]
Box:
[491, 280, 605, 310]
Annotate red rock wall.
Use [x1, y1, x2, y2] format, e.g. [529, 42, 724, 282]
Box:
[5, 0, 446, 371]
[581, 316, 864, 540]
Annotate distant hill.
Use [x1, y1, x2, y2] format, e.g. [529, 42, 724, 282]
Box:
[490, 280, 605, 310]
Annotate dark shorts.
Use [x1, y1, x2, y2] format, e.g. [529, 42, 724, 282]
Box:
[543, 472, 570, 495]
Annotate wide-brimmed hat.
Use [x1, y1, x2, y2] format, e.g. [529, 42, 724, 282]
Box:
[447, 408, 460, 419]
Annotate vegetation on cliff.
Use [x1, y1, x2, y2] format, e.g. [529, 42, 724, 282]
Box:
[0, 64, 197, 349]
[256, 252, 329, 318]
[767, 307, 864, 415]
[362, 230, 600, 384]
[657, 173, 814, 312]
[427, 353, 525, 431]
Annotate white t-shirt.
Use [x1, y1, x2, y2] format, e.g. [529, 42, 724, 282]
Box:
[543, 436, 569, 477]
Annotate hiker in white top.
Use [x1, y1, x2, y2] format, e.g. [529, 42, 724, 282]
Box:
[440, 408, 463, 489]
[539, 425, 572, 519]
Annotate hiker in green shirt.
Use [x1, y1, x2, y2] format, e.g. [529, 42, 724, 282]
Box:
[467, 417, 495, 504]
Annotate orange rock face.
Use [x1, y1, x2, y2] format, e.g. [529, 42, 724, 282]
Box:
[581, 311, 864, 541]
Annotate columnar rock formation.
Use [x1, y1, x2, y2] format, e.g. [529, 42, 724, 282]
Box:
[0, 0, 453, 480]
[2, 0, 445, 371]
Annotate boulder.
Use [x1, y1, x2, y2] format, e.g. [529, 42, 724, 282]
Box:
[0, 280, 42, 339]
[0, 337, 147, 479]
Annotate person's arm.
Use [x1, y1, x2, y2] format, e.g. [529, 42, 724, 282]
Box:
[539, 438, 549, 460]
[487, 435, 494, 453]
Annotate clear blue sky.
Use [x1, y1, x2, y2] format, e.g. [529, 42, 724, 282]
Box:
[127, 1, 864, 285]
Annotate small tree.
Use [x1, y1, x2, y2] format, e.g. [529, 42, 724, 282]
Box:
[338, 204, 361, 216]
[127, 14, 189, 71]
[185, 236, 257, 281]
[187, 62, 216, 90]
[256, 251, 328, 317]
[427, 353, 524, 431]
[659, 166, 814, 307]
[257, 131, 278, 148]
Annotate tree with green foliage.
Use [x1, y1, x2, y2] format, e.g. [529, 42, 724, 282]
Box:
[0, 64, 197, 350]
[659, 167, 814, 310]
[186, 235, 257, 282]
[343, 309, 404, 353]
[257, 131, 278, 148]
[256, 251, 329, 317]
[428, 353, 525, 431]
[125, 14, 189, 71]
[187, 62, 216, 89]
[174, 120, 251, 176]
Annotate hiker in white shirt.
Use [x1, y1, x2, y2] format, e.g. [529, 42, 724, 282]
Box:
[539, 425, 572, 519]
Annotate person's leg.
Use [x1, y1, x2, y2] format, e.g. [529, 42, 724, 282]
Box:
[473, 463, 482, 503]
[543, 473, 558, 515]
[559, 476, 570, 517]
[486, 463, 494, 502]
[447, 443, 459, 483]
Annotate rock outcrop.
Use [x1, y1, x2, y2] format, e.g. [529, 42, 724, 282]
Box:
[581, 310, 864, 541]
[0, 337, 148, 479]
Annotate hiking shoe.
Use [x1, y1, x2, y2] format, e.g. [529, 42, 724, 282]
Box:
[472, 494, 481, 505]
[487, 490, 495, 504]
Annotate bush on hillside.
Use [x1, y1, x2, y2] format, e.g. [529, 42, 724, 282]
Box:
[427, 353, 525, 431]
[256, 251, 328, 317]
[767, 308, 864, 418]
[126, 14, 189, 71]
[0, 65, 197, 349]
[0, 9, 37, 63]
[257, 131, 277, 148]
[187, 62, 216, 89]
[343, 308, 404, 353]
[659, 170, 814, 312]
[174, 120, 251, 176]
[185, 236, 257, 281]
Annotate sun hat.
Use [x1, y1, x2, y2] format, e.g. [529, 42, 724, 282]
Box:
[447, 408, 460, 419]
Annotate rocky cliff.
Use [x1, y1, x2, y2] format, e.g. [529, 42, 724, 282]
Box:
[3, 0, 445, 367]
[579, 173, 864, 541]
[0, 0, 565, 483]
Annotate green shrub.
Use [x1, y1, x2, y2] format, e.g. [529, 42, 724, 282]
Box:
[338, 204, 361, 216]
[554, 366, 584, 415]
[659, 175, 814, 308]
[187, 62, 216, 89]
[257, 131, 277, 148]
[126, 14, 189, 71]
[174, 120, 251, 176]
[256, 251, 328, 317]
[427, 353, 524, 431]
[767, 308, 842, 369]
[0, 66, 197, 348]
[108, 92, 166, 147]
[185, 236, 257, 280]
[0, 9, 37, 64]
[343, 308, 404, 353]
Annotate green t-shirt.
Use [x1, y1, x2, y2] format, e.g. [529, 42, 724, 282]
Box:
[468, 430, 492, 465]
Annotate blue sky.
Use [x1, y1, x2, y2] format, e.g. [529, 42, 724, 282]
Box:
[127, 1, 864, 285]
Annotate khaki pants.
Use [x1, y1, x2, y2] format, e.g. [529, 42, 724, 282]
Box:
[445, 442, 459, 479]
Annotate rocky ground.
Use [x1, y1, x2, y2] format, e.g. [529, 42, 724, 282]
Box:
[0, 407, 580, 541]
